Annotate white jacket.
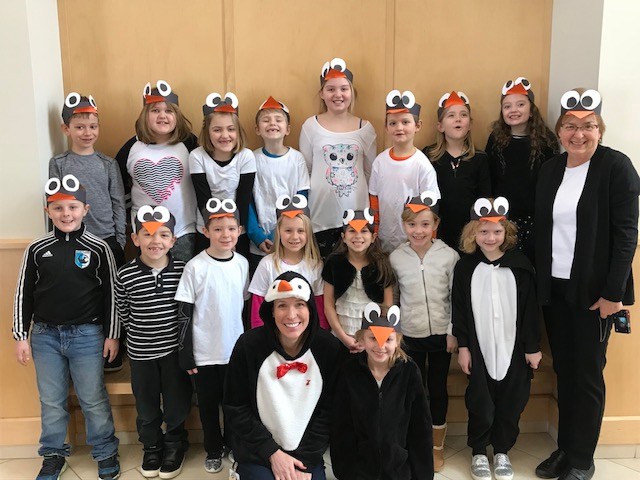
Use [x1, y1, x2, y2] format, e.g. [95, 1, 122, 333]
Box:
[390, 240, 459, 337]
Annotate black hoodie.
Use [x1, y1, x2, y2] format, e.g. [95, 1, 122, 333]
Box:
[223, 271, 345, 470]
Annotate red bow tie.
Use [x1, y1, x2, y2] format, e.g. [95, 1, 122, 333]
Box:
[276, 361, 308, 379]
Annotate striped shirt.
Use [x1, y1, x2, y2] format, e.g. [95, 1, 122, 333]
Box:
[116, 255, 185, 360]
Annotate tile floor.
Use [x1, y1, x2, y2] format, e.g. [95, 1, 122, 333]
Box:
[2, 434, 640, 479]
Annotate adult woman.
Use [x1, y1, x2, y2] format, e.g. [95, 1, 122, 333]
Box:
[224, 271, 344, 480]
[535, 89, 640, 480]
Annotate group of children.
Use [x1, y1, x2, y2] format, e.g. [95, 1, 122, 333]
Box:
[13, 57, 561, 480]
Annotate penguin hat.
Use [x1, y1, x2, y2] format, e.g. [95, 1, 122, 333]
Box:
[501, 76, 534, 103]
[405, 190, 440, 215]
[276, 194, 310, 219]
[342, 208, 375, 233]
[134, 205, 176, 235]
[143, 80, 179, 106]
[61, 92, 98, 124]
[203, 91, 239, 116]
[45, 174, 86, 204]
[470, 197, 509, 223]
[320, 57, 353, 86]
[560, 88, 602, 119]
[202, 197, 240, 226]
[360, 302, 401, 348]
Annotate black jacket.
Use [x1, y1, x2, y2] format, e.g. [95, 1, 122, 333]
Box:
[330, 353, 433, 480]
[535, 145, 640, 307]
[322, 253, 393, 302]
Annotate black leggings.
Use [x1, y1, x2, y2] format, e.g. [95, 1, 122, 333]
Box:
[193, 364, 228, 456]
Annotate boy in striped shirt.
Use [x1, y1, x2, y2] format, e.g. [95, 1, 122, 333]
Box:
[115, 206, 192, 479]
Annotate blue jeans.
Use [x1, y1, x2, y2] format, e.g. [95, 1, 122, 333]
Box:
[31, 322, 119, 460]
[237, 463, 326, 480]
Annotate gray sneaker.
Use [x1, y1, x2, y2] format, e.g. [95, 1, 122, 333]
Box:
[204, 454, 223, 473]
[493, 453, 514, 480]
[471, 454, 492, 480]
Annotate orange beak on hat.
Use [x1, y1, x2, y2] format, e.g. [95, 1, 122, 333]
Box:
[141, 221, 162, 235]
[209, 213, 235, 219]
[144, 94, 165, 105]
[214, 104, 237, 113]
[444, 91, 465, 109]
[387, 107, 409, 114]
[261, 96, 282, 110]
[407, 204, 429, 213]
[74, 106, 98, 114]
[480, 216, 505, 223]
[567, 110, 595, 119]
[505, 83, 528, 97]
[47, 192, 76, 202]
[282, 209, 303, 219]
[370, 325, 394, 348]
[277, 280, 293, 293]
[348, 219, 369, 232]
[324, 69, 347, 81]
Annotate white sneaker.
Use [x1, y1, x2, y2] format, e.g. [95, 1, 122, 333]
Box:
[204, 454, 223, 473]
[493, 453, 514, 480]
[471, 454, 492, 480]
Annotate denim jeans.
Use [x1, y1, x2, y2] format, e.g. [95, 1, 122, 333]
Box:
[31, 322, 119, 460]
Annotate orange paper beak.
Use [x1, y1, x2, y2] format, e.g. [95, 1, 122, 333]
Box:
[144, 94, 165, 105]
[142, 221, 162, 235]
[444, 91, 464, 109]
[74, 106, 98, 114]
[567, 110, 595, 119]
[387, 107, 409, 114]
[47, 192, 76, 202]
[324, 69, 347, 81]
[370, 325, 394, 348]
[348, 219, 369, 232]
[209, 213, 235, 219]
[277, 280, 293, 293]
[505, 83, 529, 97]
[407, 204, 429, 213]
[282, 209, 303, 219]
[214, 104, 237, 113]
[261, 96, 282, 110]
[480, 216, 505, 223]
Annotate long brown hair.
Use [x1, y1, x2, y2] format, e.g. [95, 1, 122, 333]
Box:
[135, 102, 193, 145]
[199, 112, 247, 158]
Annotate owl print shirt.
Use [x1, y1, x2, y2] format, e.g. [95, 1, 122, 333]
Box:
[299, 116, 377, 232]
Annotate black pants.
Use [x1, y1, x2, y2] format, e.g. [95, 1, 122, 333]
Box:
[403, 334, 451, 425]
[194, 364, 228, 456]
[314, 228, 342, 259]
[543, 279, 612, 470]
[465, 352, 531, 455]
[129, 352, 193, 450]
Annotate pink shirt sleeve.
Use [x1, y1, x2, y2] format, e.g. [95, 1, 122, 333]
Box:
[251, 294, 265, 328]
[315, 294, 329, 330]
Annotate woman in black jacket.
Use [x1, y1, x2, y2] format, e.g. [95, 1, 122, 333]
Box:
[534, 88, 640, 480]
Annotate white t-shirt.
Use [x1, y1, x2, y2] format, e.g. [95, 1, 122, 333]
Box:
[248, 254, 324, 297]
[188, 146, 257, 200]
[299, 116, 377, 232]
[551, 161, 590, 279]
[174, 251, 249, 366]
[251, 147, 310, 256]
[369, 148, 440, 252]
[127, 141, 198, 237]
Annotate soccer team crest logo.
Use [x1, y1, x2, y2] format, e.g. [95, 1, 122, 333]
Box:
[75, 250, 91, 269]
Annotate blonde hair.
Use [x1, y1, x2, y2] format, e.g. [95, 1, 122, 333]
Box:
[354, 328, 409, 367]
[273, 213, 322, 271]
[428, 105, 476, 162]
[255, 108, 290, 125]
[401, 206, 440, 224]
[459, 219, 518, 254]
[317, 79, 357, 114]
[135, 102, 193, 145]
[199, 112, 247, 158]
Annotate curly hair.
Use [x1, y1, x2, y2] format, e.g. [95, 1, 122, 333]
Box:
[459, 219, 518, 254]
[489, 100, 559, 170]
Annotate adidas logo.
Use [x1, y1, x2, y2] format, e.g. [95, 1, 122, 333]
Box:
[42, 251, 53, 258]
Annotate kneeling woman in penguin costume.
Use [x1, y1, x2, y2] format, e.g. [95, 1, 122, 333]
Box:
[224, 271, 345, 480]
[330, 303, 433, 480]
[452, 197, 542, 480]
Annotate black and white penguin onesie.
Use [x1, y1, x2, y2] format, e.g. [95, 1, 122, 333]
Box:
[452, 249, 540, 453]
[223, 271, 345, 471]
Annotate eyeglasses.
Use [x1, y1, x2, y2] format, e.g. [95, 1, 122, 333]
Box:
[561, 123, 599, 133]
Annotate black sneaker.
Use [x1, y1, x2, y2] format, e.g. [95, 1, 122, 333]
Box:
[104, 352, 123, 373]
[159, 445, 185, 479]
[36, 455, 66, 480]
[98, 454, 121, 480]
[141, 449, 163, 478]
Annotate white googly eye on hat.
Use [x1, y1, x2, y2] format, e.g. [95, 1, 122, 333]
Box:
[156, 80, 171, 96]
[45, 177, 61, 195]
[221, 199, 237, 213]
[364, 208, 375, 224]
[206, 198, 222, 213]
[88, 95, 97, 108]
[65, 92, 81, 108]
[152, 206, 171, 222]
[205, 92, 223, 107]
[137, 205, 154, 222]
[364, 302, 381, 323]
[387, 305, 400, 327]
[281, 103, 290, 114]
[458, 91, 470, 104]
[343, 209, 355, 225]
[515, 77, 531, 90]
[330, 58, 346, 72]
[473, 198, 493, 217]
[224, 92, 239, 109]
[143, 82, 152, 97]
[401, 91, 416, 108]
[275, 194, 292, 210]
[438, 92, 451, 108]
[501, 80, 514, 95]
[420, 190, 438, 207]
[62, 174, 80, 192]
[386, 90, 402, 107]
[291, 195, 307, 209]
[493, 197, 510, 215]
[560, 90, 581, 110]
[580, 89, 601, 110]
[321, 61, 331, 78]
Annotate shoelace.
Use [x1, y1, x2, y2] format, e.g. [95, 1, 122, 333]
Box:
[40, 456, 65, 475]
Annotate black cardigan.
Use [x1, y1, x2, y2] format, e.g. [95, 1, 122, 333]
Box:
[535, 145, 640, 307]
[321, 253, 393, 302]
[330, 353, 433, 480]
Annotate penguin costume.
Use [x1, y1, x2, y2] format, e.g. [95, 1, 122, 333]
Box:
[330, 303, 434, 480]
[223, 271, 345, 478]
[451, 198, 540, 456]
